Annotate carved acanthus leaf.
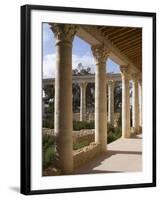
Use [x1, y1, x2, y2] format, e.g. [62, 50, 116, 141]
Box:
[91, 44, 110, 64]
[49, 24, 78, 43]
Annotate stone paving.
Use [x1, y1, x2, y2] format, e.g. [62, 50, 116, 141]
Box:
[74, 135, 142, 174]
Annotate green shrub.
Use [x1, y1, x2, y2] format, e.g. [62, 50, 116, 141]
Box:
[107, 123, 115, 133]
[73, 140, 90, 150]
[107, 127, 122, 144]
[43, 117, 54, 129]
[73, 121, 94, 130]
[42, 134, 57, 169]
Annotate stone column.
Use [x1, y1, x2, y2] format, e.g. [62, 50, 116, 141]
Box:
[108, 81, 115, 126]
[42, 97, 45, 117]
[120, 65, 131, 138]
[91, 44, 109, 152]
[138, 77, 142, 131]
[50, 24, 77, 174]
[79, 82, 87, 121]
[132, 74, 139, 134]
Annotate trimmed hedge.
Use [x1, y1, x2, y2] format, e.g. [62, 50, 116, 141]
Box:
[73, 121, 94, 130]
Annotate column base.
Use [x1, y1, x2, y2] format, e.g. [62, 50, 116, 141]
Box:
[131, 127, 141, 135]
[54, 158, 73, 174]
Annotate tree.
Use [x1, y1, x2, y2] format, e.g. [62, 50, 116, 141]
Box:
[43, 84, 55, 128]
[114, 82, 122, 113]
[73, 63, 93, 76]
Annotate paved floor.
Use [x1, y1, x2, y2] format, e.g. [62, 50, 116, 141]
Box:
[74, 135, 142, 174]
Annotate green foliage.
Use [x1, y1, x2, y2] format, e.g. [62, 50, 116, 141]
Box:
[114, 82, 122, 112]
[43, 116, 54, 129]
[42, 124, 122, 170]
[43, 85, 54, 100]
[72, 63, 93, 76]
[73, 121, 94, 130]
[73, 140, 90, 150]
[107, 126, 122, 144]
[42, 134, 56, 169]
[86, 83, 95, 112]
[72, 83, 80, 112]
[117, 112, 122, 127]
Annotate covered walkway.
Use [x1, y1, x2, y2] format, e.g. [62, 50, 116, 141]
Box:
[74, 135, 142, 174]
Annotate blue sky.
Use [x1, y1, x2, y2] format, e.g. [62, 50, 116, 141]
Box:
[43, 23, 120, 78]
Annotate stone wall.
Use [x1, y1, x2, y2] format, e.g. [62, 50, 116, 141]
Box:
[43, 128, 99, 169]
[72, 129, 94, 144]
[73, 113, 80, 121]
[73, 142, 101, 169]
[42, 128, 54, 135]
[42, 128, 95, 145]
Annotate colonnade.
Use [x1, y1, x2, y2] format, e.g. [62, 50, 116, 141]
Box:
[48, 24, 142, 173]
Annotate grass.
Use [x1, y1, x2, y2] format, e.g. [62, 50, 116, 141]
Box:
[42, 134, 57, 169]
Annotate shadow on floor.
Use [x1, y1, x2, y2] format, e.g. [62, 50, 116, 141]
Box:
[74, 170, 124, 175]
[74, 150, 142, 175]
[131, 135, 142, 139]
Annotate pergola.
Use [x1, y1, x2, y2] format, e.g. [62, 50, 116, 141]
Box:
[46, 23, 142, 174]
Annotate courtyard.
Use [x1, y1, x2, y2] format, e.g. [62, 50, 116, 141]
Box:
[42, 23, 142, 175]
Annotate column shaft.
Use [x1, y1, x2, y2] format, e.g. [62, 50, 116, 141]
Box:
[139, 79, 142, 131]
[80, 82, 87, 121]
[132, 77, 139, 134]
[92, 45, 109, 152]
[108, 81, 114, 125]
[120, 66, 131, 138]
[50, 24, 77, 173]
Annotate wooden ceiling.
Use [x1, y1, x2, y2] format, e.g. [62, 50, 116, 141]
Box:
[97, 26, 142, 70]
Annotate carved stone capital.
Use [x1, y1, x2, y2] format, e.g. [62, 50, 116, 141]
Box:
[79, 82, 88, 89]
[49, 24, 78, 44]
[120, 65, 131, 79]
[108, 80, 115, 87]
[131, 73, 139, 82]
[91, 44, 110, 64]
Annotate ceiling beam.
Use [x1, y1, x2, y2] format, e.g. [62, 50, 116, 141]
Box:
[120, 43, 141, 51]
[121, 46, 141, 54]
[116, 40, 141, 50]
[112, 31, 141, 43]
[114, 35, 142, 47]
[108, 28, 136, 40]
[104, 28, 126, 37]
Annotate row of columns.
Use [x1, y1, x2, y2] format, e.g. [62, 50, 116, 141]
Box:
[49, 24, 142, 174]
[78, 75, 142, 135]
[79, 80, 115, 123]
[120, 66, 142, 137]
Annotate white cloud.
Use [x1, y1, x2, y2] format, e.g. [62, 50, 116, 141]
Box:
[43, 54, 56, 78]
[43, 23, 53, 42]
[43, 52, 120, 79]
[72, 54, 95, 72]
[43, 53, 96, 78]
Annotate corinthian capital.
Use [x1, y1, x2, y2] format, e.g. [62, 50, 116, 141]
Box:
[49, 24, 78, 44]
[91, 44, 110, 64]
[120, 65, 131, 79]
[131, 73, 139, 82]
